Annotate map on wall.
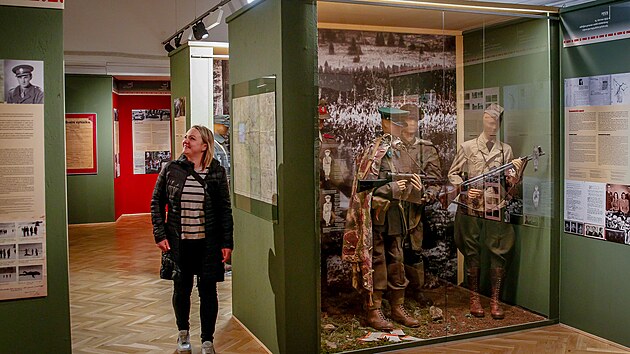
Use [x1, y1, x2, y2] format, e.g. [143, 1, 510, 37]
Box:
[232, 81, 277, 206]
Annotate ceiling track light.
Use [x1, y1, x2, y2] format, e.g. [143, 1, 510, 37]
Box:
[164, 41, 175, 53]
[193, 21, 209, 40]
[162, 0, 233, 47]
[174, 33, 183, 48]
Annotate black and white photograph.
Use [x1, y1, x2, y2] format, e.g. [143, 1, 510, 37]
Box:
[564, 220, 571, 233]
[18, 265, 42, 281]
[144, 150, 171, 174]
[605, 229, 626, 244]
[213, 59, 230, 116]
[523, 214, 541, 227]
[16, 221, 44, 238]
[0, 267, 16, 283]
[174, 97, 186, 118]
[584, 224, 604, 239]
[132, 109, 171, 121]
[3, 59, 44, 104]
[0, 222, 15, 238]
[0, 244, 16, 260]
[18, 243, 43, 259]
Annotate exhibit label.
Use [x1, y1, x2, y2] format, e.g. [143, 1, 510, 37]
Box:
[562, 1, 630, 47]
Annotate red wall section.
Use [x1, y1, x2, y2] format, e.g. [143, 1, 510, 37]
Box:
[113, 94, 172, 219]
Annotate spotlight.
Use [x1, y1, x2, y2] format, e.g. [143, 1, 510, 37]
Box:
[164, 41, 175, 53]
[192, 21, 209, 40]
[174, 33, 183, 48]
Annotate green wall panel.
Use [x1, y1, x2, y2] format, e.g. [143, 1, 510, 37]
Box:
[65, 75, 115, 224]
[228, 0, 318, 353]
[560, 5, 630, 344]
[169, 46, 191, 154]
[0, 5, 71, 353]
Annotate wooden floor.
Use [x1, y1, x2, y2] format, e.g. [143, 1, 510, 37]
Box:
[69, 214, 629, 354]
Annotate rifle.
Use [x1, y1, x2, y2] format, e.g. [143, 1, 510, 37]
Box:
[357, 172, 448, 193]
[458, 146, 545, 190]
[451, 146, 545, 211]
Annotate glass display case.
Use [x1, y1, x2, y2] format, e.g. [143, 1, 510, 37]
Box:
[316, 1, 558, 352]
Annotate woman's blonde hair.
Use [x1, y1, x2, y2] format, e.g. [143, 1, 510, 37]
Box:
[191, 125, 215, 170]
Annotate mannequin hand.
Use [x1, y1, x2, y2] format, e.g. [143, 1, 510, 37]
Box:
[410, 174, 423, 191]
[396, 180, 407, 192]
[222, 248, 232, 263]
[468, 188, 483, 200]
[157, 239, 170, 252]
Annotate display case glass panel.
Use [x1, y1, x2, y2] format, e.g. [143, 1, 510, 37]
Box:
[317, 1, 556, 352]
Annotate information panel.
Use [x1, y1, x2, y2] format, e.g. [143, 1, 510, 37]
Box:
[65, 113, 97, 174]
[564, 73, 630, 245]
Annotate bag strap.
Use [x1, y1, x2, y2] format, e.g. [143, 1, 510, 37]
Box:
[186, 165, 207, 188]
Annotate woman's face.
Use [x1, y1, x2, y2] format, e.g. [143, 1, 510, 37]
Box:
[182, 128, 207, 159]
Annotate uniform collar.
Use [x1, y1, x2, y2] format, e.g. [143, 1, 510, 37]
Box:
[477, 134, 500, 153]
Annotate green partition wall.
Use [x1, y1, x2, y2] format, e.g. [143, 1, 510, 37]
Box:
[227, 0, 318, 353]
[560, 0, 630, 346]
[65, 75, 115, 224]
[0, 5, 71, 352]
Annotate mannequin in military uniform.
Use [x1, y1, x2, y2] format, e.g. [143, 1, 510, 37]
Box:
[358, 106, 428, 330]
[5, 65, 44, 104]
[448, 103, 524, 320]
[398, 104, 442, 307]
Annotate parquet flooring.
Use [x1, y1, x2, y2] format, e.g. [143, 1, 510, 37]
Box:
[69, 214, 629, 354]
[68, 214, 268, 354]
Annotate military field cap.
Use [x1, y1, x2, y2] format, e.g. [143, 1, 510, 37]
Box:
[13, 64, 34, 77]
[378, 107, 407, 126]
[214, 115, 230, 127]
[484, 103, 504, 120]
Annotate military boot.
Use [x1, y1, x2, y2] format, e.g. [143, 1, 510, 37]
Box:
[490, 268, 505, 319]
[404, 262, 433, 307]
[366, 291, 394, 331]
[391, 304, 420, 327]
[389, 290, 419, 327]
[467, 267, 484, 317]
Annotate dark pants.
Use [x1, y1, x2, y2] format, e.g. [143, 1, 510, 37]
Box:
[173, 239, 218, 343]
[454, 213, 514, 269]
[372, 231, 409, 306]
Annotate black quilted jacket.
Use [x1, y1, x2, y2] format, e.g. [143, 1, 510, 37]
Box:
[151, 154, 233, 281]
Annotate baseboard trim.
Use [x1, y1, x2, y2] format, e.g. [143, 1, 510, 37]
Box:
[559, 323, 630, 351]
[232, 315, 273, 354]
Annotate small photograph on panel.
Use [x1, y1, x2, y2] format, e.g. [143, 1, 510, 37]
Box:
[18, 265, 42, 281]
[3, 59, 44, 104]
[0, 222, 15, 238]
[16, 220, 44, 238]
[0, 244, 16, 260]
[584, 224, 604, 239]
[605, 229, 626, 244]
[145, 150, 171, 174]
[0, 267, 16, 283]
[18, 243, 43, 260]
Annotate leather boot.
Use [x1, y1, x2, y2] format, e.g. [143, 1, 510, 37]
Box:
[490, 268, 505, 320]
[366, 291, 394, 331]
[391, 303, 420, 327]
[467, 267, 484, 317]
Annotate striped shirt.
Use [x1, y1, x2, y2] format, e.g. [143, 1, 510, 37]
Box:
[180, 169, 207, 240]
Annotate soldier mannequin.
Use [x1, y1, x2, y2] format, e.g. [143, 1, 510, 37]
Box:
[398, 104, 441, 307]
[448, 103, 524, 320]
[360, 107, 426, 330]
[5, 65, 44, 104]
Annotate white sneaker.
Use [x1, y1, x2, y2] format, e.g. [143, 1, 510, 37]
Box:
[177, 330, 192, 353]
[201, 341, 216, 354]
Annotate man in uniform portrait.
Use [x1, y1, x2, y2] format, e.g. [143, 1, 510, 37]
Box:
[448, 103, 524, 320]
[6, 64, 44, 104]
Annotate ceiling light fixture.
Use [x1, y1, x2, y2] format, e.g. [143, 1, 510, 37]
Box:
[162, 0, 233, 47]
[193, 21, 209, 40]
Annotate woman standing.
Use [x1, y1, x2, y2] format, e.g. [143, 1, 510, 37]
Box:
[151, 125, 233, 354]
[612, 192, 620, 213]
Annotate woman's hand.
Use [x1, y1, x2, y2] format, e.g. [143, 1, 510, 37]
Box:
[156, 239, 170, 252]
[222, 248, 232, 263]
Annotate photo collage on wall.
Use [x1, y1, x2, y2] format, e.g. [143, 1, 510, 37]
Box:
[131, 109, 172, 175]
[317, 28, 458, 309]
